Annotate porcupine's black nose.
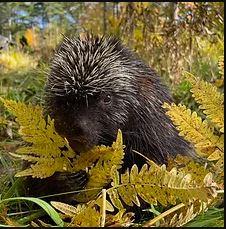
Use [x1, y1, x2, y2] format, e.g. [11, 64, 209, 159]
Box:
[56, 116, 99, 153]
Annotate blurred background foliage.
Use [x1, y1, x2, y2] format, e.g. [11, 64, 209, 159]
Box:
[0, 2, 224, 107]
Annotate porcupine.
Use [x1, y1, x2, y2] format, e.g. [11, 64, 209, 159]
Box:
[25, 34, 196, 201]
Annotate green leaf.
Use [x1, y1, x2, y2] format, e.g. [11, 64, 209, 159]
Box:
[0, 197, 64, 227]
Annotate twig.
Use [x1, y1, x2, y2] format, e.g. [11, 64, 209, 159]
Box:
[100, 189, 107, 227]
[143, 203, 185, 227]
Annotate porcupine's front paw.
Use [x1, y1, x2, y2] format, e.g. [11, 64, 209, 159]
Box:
[25, 170, 89, 203]
[53, 170, 89, 192]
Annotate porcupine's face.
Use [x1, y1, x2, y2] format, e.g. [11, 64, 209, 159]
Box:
[45, 34, 140, 152]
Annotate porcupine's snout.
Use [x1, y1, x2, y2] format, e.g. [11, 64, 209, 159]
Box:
[53, 107, 102, 152]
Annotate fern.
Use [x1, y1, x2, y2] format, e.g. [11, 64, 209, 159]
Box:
[108, 162, 217, 209]
[51, 200, 101, 227]
[0, 98, 76, 178]
[68, 202, 101, 227]
[74, 130, 125, 202]
[162, 103, 223, 159]
[49, 160, 219, 227]
[158, 201, 208, 227]
[0, 98, 125, 183]
[167, 155, 210, 184]
[71, 136, 124, 173]
[184, 72, 224, 133]
[50, 200, 134, 227]
[1, 58, 224, 227]
[163, 67, 224, 183]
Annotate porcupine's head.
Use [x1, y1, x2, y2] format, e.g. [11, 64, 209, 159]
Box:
[44, 34, 144, 152]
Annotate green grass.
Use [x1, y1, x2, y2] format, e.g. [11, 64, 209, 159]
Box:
[185, 207, 224, 227]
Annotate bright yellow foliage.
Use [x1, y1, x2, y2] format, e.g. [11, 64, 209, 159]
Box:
[108, 163, 217, 208]
[1, 98, 76, 178]
[51, 200, 134, 227]
[0, 98, 125, 184]
[167, 155, 210, 184]
[0, 50, 37, 72]
[163, 66, 224, 192]
[0, 60, 224, 227]
[74, 130, 125, 202]
[163, 103, 223, 159]
[24, 28, 38, 49]
[184, 72, 224, 133]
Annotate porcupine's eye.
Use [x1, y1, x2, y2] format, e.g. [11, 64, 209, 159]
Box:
[102, 94, 112, 105]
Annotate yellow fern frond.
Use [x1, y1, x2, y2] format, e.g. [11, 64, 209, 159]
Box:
[108, 162, 217, 209]
[55, 201, 102, 227]
[158, 201, 208, 227]
[184, 72, 224, 133]
[105, 209, 134, 227]
[1, 98, 75, 157]
[51, 201, 86, 218]
[218, 56, 224, 79]
[163, 103, 223, 157]
[167, 155, 210, 184]
[9, 153, 72, 178]
[70, 202, 101, 227]
[74, 130, 125, 202]
[1, 98, 125, 184]
[0, 98, 76, 178]
[51, 200, 133, 227]
[72, 144, 118, 173]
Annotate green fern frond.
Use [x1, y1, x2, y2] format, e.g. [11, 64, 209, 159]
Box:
[184, 72, 224, 133]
